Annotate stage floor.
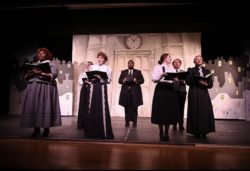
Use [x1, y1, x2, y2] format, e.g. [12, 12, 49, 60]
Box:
[1, 115, 250, 146]
[1, 115, 250, 169]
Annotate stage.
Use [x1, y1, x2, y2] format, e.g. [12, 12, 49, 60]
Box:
[1, 115, 250, 146]
[0, 116, 250, 169]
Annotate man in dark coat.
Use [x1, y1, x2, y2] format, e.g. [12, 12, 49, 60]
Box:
[118, 60, 144, 128]
[172, 58, 187, 131]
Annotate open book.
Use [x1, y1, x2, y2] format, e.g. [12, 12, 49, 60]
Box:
[86, 70, 108, 80]
[193, 72, 213, 81]
[25, 61, 51, 73]
[164, 71, 188, 80]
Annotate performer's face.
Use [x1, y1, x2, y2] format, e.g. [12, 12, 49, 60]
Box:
[128, 61, 134, 69]
[164, 55, 172, 64]
[172, 59, 181, 69]
[37, 50, 47, 61]
[194, 56, 203, 66]
[97, 56, 106, 65]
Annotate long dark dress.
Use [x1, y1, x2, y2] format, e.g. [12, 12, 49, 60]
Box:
[79, 64, 114, 139]
[77, 78, 91, 129]
[186, 67, 215, 135]
[20, 60, 61, 128]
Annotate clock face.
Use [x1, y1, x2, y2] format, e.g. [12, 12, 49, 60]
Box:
[125, 34, 142, 49]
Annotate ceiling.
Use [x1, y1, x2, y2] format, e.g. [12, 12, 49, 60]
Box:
[0, 2, 198, 10]
[1, 2, 249, 34]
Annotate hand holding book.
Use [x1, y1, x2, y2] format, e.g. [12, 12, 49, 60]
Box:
[32, 67, 43, 76]
[193, 72, 213, 81]
[94, 74, 102, 80]
[25, 61, 52, 80]
[194, 73, 213, 87]
[199, 79, 208, 86]
[86, 70, 108, 80]
[25, 61, 51, 74]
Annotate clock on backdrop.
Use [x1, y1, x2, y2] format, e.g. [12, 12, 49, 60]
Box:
[125, 34, 142, 49]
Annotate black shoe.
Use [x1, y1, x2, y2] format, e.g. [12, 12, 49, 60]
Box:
[164, 134, 169, 141]
[41, 128, 50, 137]
[201, 134, 207, 138]
[31, 131, 40, 138]
[160, 134, 169, 142]
[159, 132, 164, 141]
[193, 134, 200, 138]
[125, 122, 129, 127]
[179, 125, 185, 130]
[106, 135, 114, 139]
[173, 125, 177, 130]
[132, 123, 137, 128]
[31, 128, 40, 138]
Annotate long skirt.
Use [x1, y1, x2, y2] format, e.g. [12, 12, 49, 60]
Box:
[20, 80, 62, 128]
[151, 83, 180, 125]
[77, 83, 91, 129]
[186, 86, 215, 135]
[82, 82, 114, 139]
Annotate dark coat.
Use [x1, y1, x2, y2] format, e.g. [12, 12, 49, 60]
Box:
[173, 69, 187, 93]
[186, 66, 215, 135]
[118, 69, 144, 107]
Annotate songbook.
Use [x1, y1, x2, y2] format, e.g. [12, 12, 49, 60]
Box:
[25, 61, 51, 73]
[86, 70, 108, 80]
[164, 71, 188, 80]
[193, 73, 213, 81]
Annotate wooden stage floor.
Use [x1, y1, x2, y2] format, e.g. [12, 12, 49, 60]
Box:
[0, 116, 250, 169]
